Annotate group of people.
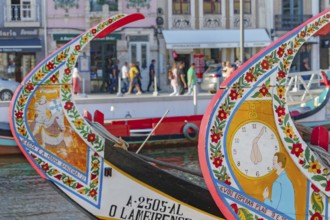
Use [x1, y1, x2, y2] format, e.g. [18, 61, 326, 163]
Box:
[106, 59, 161, 95]
[168, 62, 197, 96]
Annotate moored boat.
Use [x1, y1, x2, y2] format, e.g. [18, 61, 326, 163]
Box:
[0, 122, 20, 155]
[9, 13, 225, 219]
[198, 8, 330, 220]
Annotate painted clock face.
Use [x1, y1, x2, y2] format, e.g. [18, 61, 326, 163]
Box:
[231, 121, 280, 178]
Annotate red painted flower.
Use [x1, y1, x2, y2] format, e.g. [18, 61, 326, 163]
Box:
[224, 179, 231, 185]
[230, 203, 238, 214]
[311, 212, 323, 220]
[300, 31, 306, 38]
[325, 181, 330, 191]
[89, 188, 97, 197]
[211, 132, 220, 143]
[109, 18, 113, 23]
[229, 89, 239, 100]
[64, 68, 71, 75]
[212, 156, 223, 168]
[277, 47, 285, 58]
[259, 85, 268, 96]
[41, 163, 49, 171]
[76, 183, 83, 189]
[46, 61, 55, 70]
[15, 111, 23, 119]
[261, 59, 270, 70]
[50, 75, 58, 83]
[25, 82, 34, 92]
[217, 108, 227, 121]
[277, 70, 286, 79]
[64, 101, 74, 110]
[244, 72, 254, 82]
[287, 48, 293, 55]
[311, 184, 320, 193]
[291, 143, 303, 157]
[299, 159, 304, 165]
[87, 133, 96, 143]
[91, 29, 97, 34]
[75, 45, 81, 51]
[275, 106, 286, 117]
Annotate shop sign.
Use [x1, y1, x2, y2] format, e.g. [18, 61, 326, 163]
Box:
[0, 28, 39, 38]
[53, 33, 121, 42]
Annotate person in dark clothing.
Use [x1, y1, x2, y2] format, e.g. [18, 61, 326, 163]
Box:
[147, 59, 160, 92]
[109, 59, 119, 93]
[147, 59, 155, 92]
[177, 62, 187, 95]
[100, 58, 112, 92]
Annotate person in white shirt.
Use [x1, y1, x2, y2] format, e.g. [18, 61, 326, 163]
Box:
[121, 62, 129, 93]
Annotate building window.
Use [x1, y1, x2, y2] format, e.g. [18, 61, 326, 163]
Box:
[203, 0, 221, 14]
[10, 0, 33, 21]
[90, 0, 118, 12]
[233, 0, 251, 14]
[172, 0, 191, 15]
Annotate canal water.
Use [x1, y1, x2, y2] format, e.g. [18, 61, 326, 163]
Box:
[0, 147, 202, 219]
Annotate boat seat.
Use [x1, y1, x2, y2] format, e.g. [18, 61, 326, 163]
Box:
[83, 110, 93, 122]
[94, 110, 104, 125]
[310, 126, 329, 152]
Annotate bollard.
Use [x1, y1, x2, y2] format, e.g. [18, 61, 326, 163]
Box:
[153, 74, 158, 96]
[80, 78, 87, 98]
[117, 75, 123, 96]
[193, 85, 197, 114]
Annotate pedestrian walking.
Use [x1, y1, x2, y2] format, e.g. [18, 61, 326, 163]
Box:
[72, 64, 82, 95]
[177, 62, 187, 95]
[100, 58, 112, 92]
[169, 62, 179, 96]
[185, 63, 197, 95]
[147, 59, 156, 92]
[136, 61, 144, 93]
[121, 61, 129, 93]
[126, 63, 142, 95]
[109, 59, 119, 93]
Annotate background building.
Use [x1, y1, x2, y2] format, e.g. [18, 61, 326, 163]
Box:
[0, 0, 329, 94]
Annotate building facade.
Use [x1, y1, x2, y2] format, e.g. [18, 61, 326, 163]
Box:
[0, 0, 44, 82]
[0, 0, 329, 94]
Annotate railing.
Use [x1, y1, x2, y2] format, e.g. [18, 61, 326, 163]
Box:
[286, 70, 328, 103]
[274, 14, 312, 31]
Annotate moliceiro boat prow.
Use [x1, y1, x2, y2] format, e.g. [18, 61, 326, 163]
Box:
[9, 13, 225, 219]
[198, 8, 330, 220]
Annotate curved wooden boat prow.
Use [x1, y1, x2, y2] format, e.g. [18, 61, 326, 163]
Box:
[9, 14, 225, 219]
[199, 9, 330, 220]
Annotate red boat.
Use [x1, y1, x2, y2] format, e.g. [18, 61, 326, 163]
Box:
[84, 110, 202, 151]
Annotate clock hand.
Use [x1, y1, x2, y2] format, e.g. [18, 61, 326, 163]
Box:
[250, 127, 265, 164]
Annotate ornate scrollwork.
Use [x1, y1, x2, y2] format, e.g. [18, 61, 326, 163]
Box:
[172, 16, 192, 29]
[203, 15, 223, 29]
[233, 15, 252, 28]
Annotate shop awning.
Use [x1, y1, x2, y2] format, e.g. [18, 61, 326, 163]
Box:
[162, 29, 271, 49]
[0, 38, 42, 52]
